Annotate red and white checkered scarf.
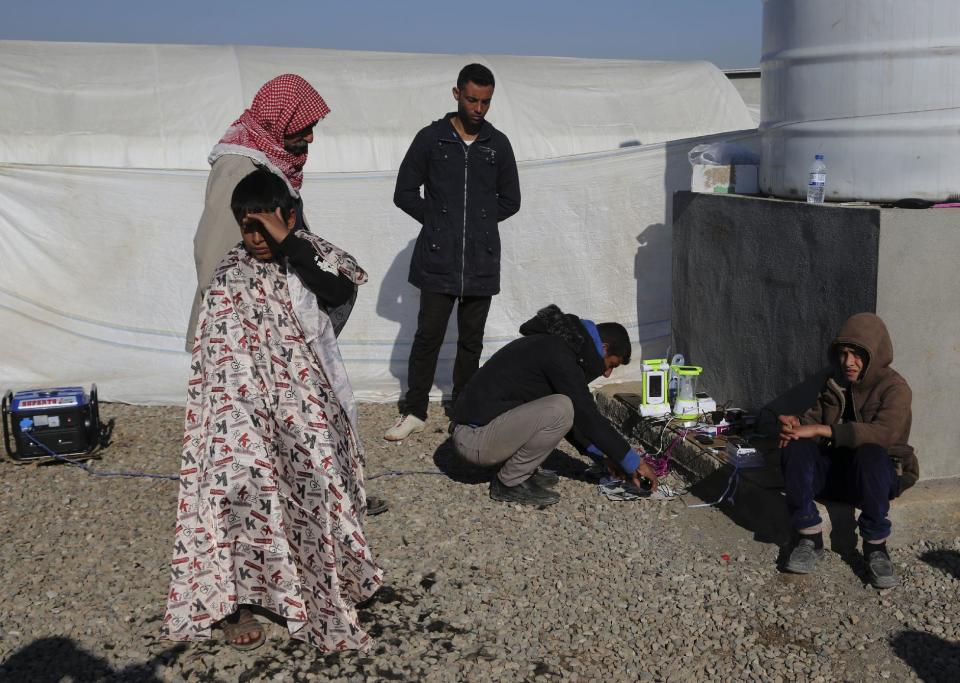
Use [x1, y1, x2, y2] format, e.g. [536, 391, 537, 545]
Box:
[217, 74, 330, 189]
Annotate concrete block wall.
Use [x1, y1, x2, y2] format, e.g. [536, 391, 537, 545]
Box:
[671, 191, 960, 480]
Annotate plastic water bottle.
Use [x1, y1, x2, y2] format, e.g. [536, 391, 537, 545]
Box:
[806, 154, 826, 204]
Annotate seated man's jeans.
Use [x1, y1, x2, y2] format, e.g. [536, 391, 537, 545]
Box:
[781, 439, 899, 542]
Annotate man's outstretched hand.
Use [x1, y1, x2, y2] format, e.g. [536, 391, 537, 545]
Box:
[631, 460, 659, 492]
[604, 455, 658, 492]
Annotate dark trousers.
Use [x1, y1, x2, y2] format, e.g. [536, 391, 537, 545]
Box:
[403, 290, 491, 421]
[781, 439, 898, 542]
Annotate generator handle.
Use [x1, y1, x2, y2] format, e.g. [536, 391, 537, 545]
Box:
[1, 390, 16, 460]
[89, 383, 103, 451]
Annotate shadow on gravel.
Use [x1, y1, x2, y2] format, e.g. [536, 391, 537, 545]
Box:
[354, 583, 477, 679]
[823, 502, 859, 554]
[822, 501, 873, 585]
[891, 630, 960, 683]
[920, 549, 960, 580]
[682, 466, 791, 546]
[0, 636, 186, 682]
[432, 437, 493, 485]
[542, 447, 594, 482]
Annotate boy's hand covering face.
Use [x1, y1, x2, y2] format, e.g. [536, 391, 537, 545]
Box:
[241, 208, 294, 261]
[249, 208, 293, 244]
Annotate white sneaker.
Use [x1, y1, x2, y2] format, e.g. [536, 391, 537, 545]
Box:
[383, 414, 426, 441]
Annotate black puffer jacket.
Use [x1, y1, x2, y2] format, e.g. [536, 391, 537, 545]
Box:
[452, 305, 632, 461]
[394, 113, 520, 297]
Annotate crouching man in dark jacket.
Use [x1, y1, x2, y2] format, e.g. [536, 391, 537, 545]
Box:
[449, 305, 659, 507]
[779, 313, 917, 588]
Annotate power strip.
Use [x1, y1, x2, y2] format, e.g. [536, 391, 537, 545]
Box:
[723, 440, 764, 468]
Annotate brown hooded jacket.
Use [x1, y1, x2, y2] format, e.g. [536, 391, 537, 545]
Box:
[801, 313, 918, 489]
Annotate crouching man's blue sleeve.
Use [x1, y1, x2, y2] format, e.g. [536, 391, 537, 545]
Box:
[587, 444, 641, 474]
[620, 448, 641, 474]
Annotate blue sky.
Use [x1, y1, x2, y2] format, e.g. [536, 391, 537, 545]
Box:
[2, 0, 762, 69]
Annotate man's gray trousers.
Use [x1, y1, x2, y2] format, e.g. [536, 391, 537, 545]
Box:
[451, 394, 574, 486]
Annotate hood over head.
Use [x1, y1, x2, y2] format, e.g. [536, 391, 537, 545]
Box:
[519, 304, 605, 380]
[830, 312, 893, 387]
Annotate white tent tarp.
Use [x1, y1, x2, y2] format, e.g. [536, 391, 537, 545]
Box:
[0, 41, 755, 404]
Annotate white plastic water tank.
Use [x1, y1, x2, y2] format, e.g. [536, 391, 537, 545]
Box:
[760, 0, 960, 202]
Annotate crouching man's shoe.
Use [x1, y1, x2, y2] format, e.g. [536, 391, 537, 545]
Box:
[489, 477, 560, 507]
[529, 467, 560, 489]
[784, 536, 824, 574]
[384, 414, 425, 441]
[865, 545, 898, 589]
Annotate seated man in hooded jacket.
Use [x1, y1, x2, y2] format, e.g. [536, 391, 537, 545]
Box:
[449, 304, 659, 507]
[778, 312, 918, 589]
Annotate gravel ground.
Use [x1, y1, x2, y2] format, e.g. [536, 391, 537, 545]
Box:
[1, 401, 958, 682]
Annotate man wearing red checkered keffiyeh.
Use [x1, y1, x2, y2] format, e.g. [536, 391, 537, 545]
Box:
[217, 74, 330, 191]
[187, 74, 330, 348]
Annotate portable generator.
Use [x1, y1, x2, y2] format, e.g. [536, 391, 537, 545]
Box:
[2, 385, 105, 462]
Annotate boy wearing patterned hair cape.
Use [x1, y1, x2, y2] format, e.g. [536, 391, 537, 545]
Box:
[164, 169, 382, 652]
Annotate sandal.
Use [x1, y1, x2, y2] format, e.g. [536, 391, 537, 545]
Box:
[221, 608, 265, 652]
[367, 495, 389, 516]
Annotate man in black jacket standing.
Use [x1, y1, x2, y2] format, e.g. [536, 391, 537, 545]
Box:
[450, 305, 659, 507]
[385, 63, 521, 441]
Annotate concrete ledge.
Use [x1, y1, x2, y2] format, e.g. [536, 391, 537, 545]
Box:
[595, 383, 960, 549]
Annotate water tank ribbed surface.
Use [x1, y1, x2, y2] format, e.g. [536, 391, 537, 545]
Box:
[760, 0, 960, 202]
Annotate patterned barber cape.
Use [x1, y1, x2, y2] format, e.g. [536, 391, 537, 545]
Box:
[163, 235, 381, 652]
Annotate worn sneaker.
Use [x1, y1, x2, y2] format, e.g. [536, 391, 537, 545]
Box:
[784, 537, 823, 574]
[383, 414, 425, 441]
[489, 477, 560, 507]
[529, 468, 560, 489]
[865, 549, 898, 589]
